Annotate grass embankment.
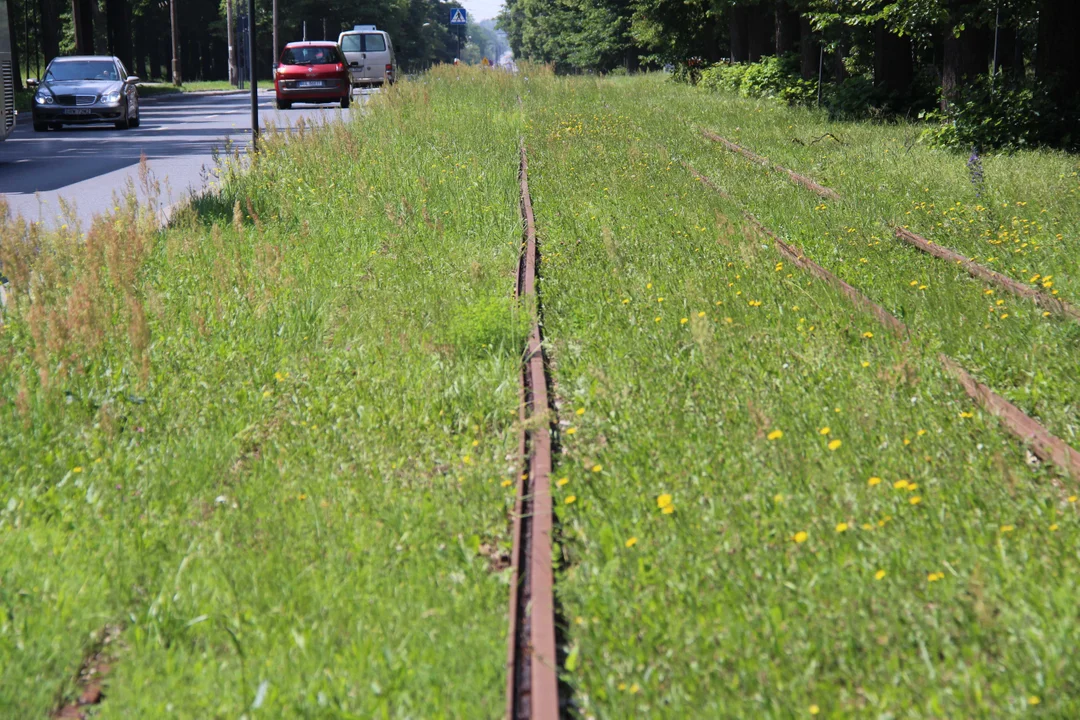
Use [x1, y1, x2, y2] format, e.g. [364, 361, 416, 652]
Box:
[524, 77, 1080, 716]
[0, 66, 524, 717]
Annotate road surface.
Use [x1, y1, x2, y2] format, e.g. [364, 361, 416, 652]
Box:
[0, 89, 365, 230]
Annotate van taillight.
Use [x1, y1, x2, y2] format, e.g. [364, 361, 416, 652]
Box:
[385, 64, 393, 71]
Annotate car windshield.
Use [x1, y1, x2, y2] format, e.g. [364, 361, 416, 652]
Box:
[281, 46, 340, 65]
[46, 60, 119, 82]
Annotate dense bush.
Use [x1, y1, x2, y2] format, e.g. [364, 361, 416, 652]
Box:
[921, 75, 1079, 152]
[697, 55, 816, 106]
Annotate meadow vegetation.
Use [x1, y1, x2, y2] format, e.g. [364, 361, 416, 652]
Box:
[2, 67, 1079, 717]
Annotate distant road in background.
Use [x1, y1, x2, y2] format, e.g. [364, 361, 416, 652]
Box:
[0, 89, 366, 230]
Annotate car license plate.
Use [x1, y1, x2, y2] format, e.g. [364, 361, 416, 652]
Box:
[298, 80, 323, 88]
[64, 108, 92, 115]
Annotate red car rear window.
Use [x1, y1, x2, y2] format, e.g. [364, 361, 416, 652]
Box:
[281, 46, 342, 65]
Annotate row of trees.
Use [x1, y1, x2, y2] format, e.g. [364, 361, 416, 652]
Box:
[497, 0, 1080, 113]
[7, 0, 473, 90]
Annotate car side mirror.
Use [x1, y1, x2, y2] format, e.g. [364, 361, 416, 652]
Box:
[126, 76, 140, 84]
[273, 63, 280, 70]
[27, 78, 38, 88]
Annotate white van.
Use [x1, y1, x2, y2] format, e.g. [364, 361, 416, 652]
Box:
[338, 26, 396, 88]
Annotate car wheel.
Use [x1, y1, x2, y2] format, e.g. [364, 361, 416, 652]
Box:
[33, 120, 48, 132]
[275, 98, 291, 110]
[115, 103, 131, 130]
[129, 103, 140, 128]
[340, 93, 350, 109]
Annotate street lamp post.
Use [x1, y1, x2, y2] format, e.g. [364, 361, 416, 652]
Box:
[170, 0, 181, 85]
[248, 0, 258, 149]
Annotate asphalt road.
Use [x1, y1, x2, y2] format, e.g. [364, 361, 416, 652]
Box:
[0, 88, 365, 229]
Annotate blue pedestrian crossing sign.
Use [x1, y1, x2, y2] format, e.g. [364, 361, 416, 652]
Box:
[449, 8, 467, 25]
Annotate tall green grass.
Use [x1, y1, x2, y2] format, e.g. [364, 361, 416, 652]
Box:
[524, 75, 1080, 717]
[0, 66, 525, 717]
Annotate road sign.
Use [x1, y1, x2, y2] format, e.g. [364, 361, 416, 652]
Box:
[449, 8, 466, 25]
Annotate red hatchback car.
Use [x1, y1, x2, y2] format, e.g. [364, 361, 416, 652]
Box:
[274, 42, 351, 110]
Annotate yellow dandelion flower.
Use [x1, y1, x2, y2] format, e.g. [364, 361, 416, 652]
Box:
[1049, 524, 1059, 531]
[909, 496, 922, 505]
[73, 466, 83, 473]
[629, 683, 640, 694]
[618, 683, 627, 691]
[557, 477, 569, 487]
[697, 311, 706, 318]
[680, 318, 689, 324]
[917, 429, 927, 436]
[868, 476, 882, 486]
[1029, 696, 1041, 706]
[861, 361, 870, 368]
[564, 495, 577, 505]
[592, 464, 603, 473]
[793, 531, 808, 543]
[625, 537, 638, 548]
[809, 705, 820, 715]
[862, 331, 874, 339]
[875, 570, 886, 580]
[657, 494, 673, 510]
[655, 316, 661, 323]
[1070, 496, 1078, 503]
[662, 505, 674, 515]
[828, 439, 842, 451]
[566, 427, 578, 435]
[622, 298, 630, 304]
[501, 479, 513, 487]
[576, 407, 585, 415]
[1000, 524, 1015, 533]
[835, 522, 849, 533]
[960, 411, 974, 418]
[263, 390, 272, 398]
[819, 427, 831, 436]
[767, 430, 783, 440]
[657, 297, 664, 303]
[774, 493, 784, 503]
[274, 371, 285, 382]
[646, 283, 653, 289]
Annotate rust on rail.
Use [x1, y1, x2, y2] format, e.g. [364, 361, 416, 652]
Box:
[700, 127, 842, 201]
[894, 227, 1080, 322]
[687, 163, 1080, 481]
[507, 143, 560, 720]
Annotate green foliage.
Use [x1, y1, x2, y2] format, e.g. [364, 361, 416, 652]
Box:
[446, 296, 529, 357]
[699, 55, 818, 105]
[922, 75, 1076, 152]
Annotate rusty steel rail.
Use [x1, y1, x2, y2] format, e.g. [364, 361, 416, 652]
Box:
[700, 127, 842, 201]
[894, 227, 1080, 322]
[507, 144, 560, 720]
[688, 164, 1080, 481]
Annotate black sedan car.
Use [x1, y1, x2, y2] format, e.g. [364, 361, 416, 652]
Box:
[29, 56, 141, 131]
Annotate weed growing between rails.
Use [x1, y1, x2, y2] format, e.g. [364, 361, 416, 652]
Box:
[0, 67, 528, 717]
[522, 75, 1080, 717]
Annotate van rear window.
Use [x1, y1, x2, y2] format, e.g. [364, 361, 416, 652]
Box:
[362, 34, 386, 52]
[342, 33, 386, 53]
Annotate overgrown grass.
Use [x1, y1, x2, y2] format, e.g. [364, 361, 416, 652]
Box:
[523, 76, 1080, 716]
[0, 66, 525, 717]
[3, 66, 1079, 718]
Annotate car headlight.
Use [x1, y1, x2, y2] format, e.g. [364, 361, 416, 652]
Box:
[34, 91, 54, 105]
[100, 90, 122, 104]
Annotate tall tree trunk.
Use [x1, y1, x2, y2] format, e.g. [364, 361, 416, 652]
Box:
[71, 0, 94, 54]
[799, 15, 818, 80]
[38, 0, 60, 67]
[747, 4, 772, 62]
[1036, 0, 1080, 105]
[226, 0, 236, 84]
[874, 21, 913, 95]
[91, 0, 106, 53]
[994, 26, 1017, 75]
[729, 5, 749, 62]
[941, 0, 990, 107]
[105, 0, 132, 70]
[775, 0, 799, 55]
[148, 18, 161, 79]
[8, 0, 22, 90]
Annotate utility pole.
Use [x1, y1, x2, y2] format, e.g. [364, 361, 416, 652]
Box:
[272, 0, 278, 65]
[170, 0, 181, 85]
[226, 0, 236, 85]
[248, 0, 258, 149]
